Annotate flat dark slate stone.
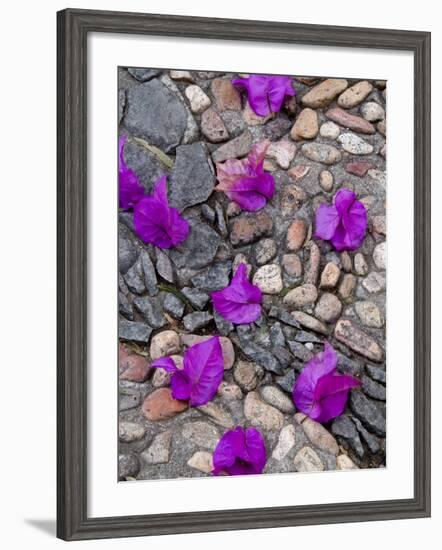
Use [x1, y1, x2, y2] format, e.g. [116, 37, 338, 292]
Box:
[183, 312, 213, 332]
[122, 138, 168, 193]
[119, 319, 152, 343]
[127, 67, 162, 82]
[169, 219, 220, 270]
[181, 287, 210, 310]
[124, 78, 188, 153]
[349, 391, 386, 437]
[170, 142, 216, 210]
[237, 338, 283, 375]
[190, 262, 232, 292]
[133, 296, 167, 329]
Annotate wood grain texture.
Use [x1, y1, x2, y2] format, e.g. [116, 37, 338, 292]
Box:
[56, 8, 431, 541]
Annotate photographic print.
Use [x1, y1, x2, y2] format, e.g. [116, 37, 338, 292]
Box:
[118, 68, 387, 481]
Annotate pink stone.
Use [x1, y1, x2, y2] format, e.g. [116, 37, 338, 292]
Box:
[142, 388, 188, 421]
[346, 161, 374, 177]
[326, 107, 375, 134]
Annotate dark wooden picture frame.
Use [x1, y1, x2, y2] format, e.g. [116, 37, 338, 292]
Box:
[57, 8, 431, 541]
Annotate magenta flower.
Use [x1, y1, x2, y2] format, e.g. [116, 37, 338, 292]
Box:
[232, 74, 296, 117]
[293, 342, 361, 424]
[315, 188, 367, 252]
[212, 426, 266, 476]
[215, 140, 275, 211]
[151, 336, 224, 407]
[133, 175, 190, 249]
[211, 264, 262, 324]
[119, 135, 146, 210]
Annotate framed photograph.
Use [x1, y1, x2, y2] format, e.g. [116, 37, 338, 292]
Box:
[57, 8, 431, 541]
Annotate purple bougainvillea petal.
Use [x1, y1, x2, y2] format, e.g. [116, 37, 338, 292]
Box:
[313, 374, 361, 423]
[181, 336, 224, 407]
[133, 176, 190, 249]
[215, 141, 275, 212]
[314, 204, 340, 241]
[232, 75, 295, 117]
[314, 188, 367, 252]
[211, 263, 263, 324]
[212, 426, 267, 476]
[119, 135, 146, 210]
[293, 342, 360, 423]
[268, 76, 296, 113]
[170, 370, 192, 401]
[150, 356, 178, 373]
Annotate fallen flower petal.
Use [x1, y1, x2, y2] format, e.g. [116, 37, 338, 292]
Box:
[215, 140, 275, 211]
[133, 175, 190, 249]
[212, 426, 267, 476]
[150, 336, 224, 407]
[119, 135, 146, 210]
[293, 342, 361, 423]
[232, 74, 295, 117]
[211, 263, 262, 324]
[315, 188, 367, 251]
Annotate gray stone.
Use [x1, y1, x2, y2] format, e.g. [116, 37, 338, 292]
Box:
[119, 320, 152, 343]
[288, 341, 313, 362]
[352, 416, 381, 453]
[269, 322, 286, 348]
[124, 78, 188, 152]
[133, 296, 167, 329]
[336, 352, 364, 376]
[170, 219, 220, 269]
[155, 249, 174, 283]
[362, 375, 386, 401]
[124, 259, 145, 294]
[122, 138, 167, 193]
[349, 391, 386, 436]
[214, 310, 234, 336]
[181, 287, 210, 310]
[201, 204, 216, 223]
[302, 143, 341, 164]
[119, 386, 141, 411]
[276, 369, 296, 394]
[119, 89, 126, 123]
[140, 251, 158, 296]
[293, 446, 324, 472]
[191, 262, 231, 292]
[141, 431, 172, 465]
[366, 365, 386, 384]
[183, 312, 213, 332]
[119, 228, 138, 273]
[331, 415, 364, 458]
[237, 338, 283, 374]
[211, 131, 253, 163]
[182, 421, 220, 450]
[244, 391, 284, 431]
[295, 331, 322, 344]
[338, 133, 374, 155]
[169, 142, 216, 210]
[163, 293, 185, 319]
[215, 202, 228, 237]
[119, 292, 133, 320]
[260, 385, 295, 413]
[127, 67, 161, 82]
[119, 453, 140, 478]
[268, 306, 301, 329]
